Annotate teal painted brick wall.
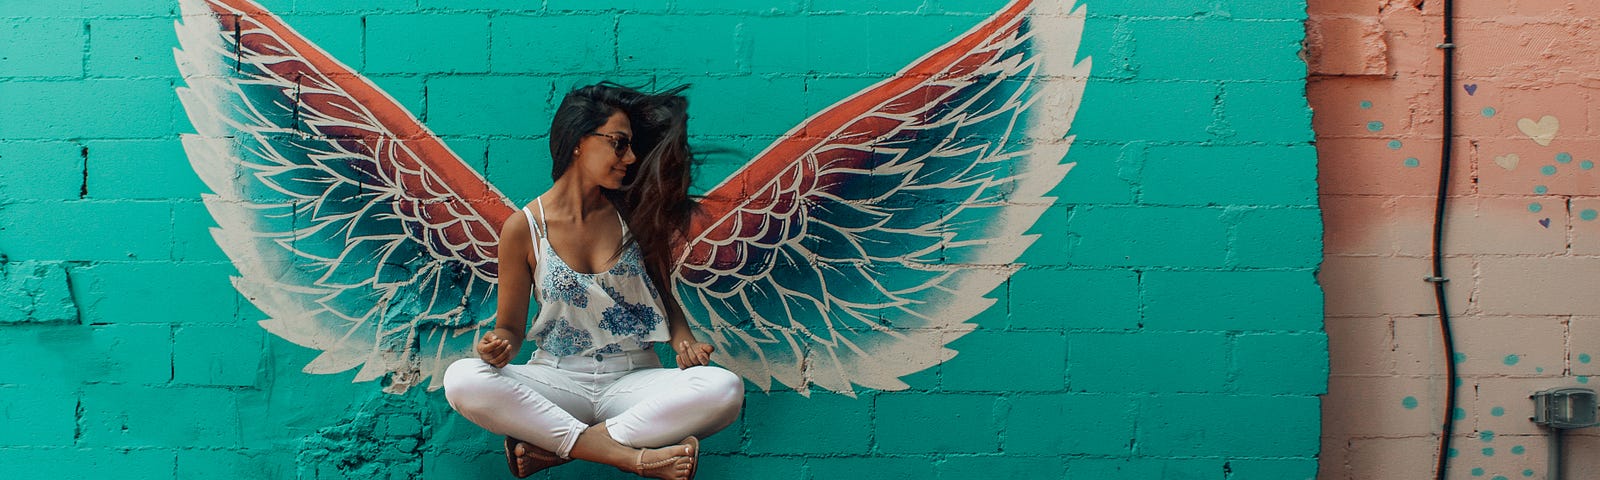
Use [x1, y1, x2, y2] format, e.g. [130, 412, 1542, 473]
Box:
[0, 1, 1322, 479]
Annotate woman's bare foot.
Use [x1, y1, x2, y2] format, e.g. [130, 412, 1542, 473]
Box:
[505, 436, 569, 478]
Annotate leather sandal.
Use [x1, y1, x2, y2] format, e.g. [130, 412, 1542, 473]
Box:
[632, 436, 698, 480]
[504, 436, 570, 478]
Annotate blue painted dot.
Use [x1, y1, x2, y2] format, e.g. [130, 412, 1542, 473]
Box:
[1483, 107, 1497, 117]
[1583, 160, 1594, 170]
[1361, 101, 1373, 109]
[1512, 445, 1525, 455]
[1494, 476, 1508, 480]
[1491, 407, 1505, 417]
[1389, 140, 1404, 150]
[1455, 353, 1469, 363]
[1455, 377, 1464, 387]
[1504, 355, 1520, 366]
[1454, 407, 1468, 420]
[1581, 209, 1598, 221]
[1580, 376, 1590, 384]
[1542, 165, 1558, 176]
[1534, 185, 1548, 194]
[1557, 152, 1574, 164]
[1525, 469, 1536, 477]
[1480, 431, 1496, 442]
[1405, 157, 1421, 168]
[1581, 353, 1592, 364]
[1449, 448, 1460, 458]
[1472, 467, 1486, 476]
[1483, 447, 1495, 457]
[1368, 121, 1385, 132]
[1402, 396, 1419, 409]
[1529, 203, 1543, 213]
[1537, 367, 1545, 373]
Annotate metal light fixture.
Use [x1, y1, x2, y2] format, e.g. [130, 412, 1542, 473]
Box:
[1530, 387, 1599, 480]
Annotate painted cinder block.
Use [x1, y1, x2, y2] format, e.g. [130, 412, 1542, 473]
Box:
[1006, 393, 1134, 455]
[1054, 141, 1138, 205]
[0, 141, 83, 202]
[1320, 255, 1472, 317]
[1222, 81, 1316, 142]
[1479, 257, 1600, 315]
[1225, 458, 1318, 480]
[0, 200, 172, 261]
[1322, 375, 1439, 437]
[424, 75, 554, 136]
[0, 324, 172, 386]
[80, 384, 240, 447]
[1571, 316, 1600, 377]
[1071, 80, 1220, 143]
[483, 137, 552, 204]
[0, 18, 84, 78]
[1344, 437, 1440, 480]
[860, 15, 979, 75]
[1065, 205, 1230, 268]
[170, 201, 229, 262]
[1232, 332, 1329, 395]
[1009, 267, 1139, 330]
[689, 455, 806, 480]
[1141, 144, 1317, 206]
[0, 79, 177, 140]
[84, 139, 205, 200]
[1127, 19, 1306, 81]
[491, 14, 617, 74]
[176, 449, 297, 480]
[743, 15, 871, 75]
[0, 384, 76, 446]
[1326, 316, 1395, 375]
[936, 456, 1067, 479]
[1228, 206, 1323, 268]
[941, 330, 1066, 391]
[364, 14, 490, 75]
[683, 75, 810, 138]
[88, 17, 180, 78]
[1143, 270, 1322, 331]
[874, 392, 1000, 453]
[742, 391, 870, 454]
[1067, 457, 1222, 480]
[803, 456, 938, 480]
[174, 324, 264, 387]
[1139, 394, 1319, 457]
[1449, 315, 1565, 377]
[1068, 332, 1229, 393]
[616, 15, 741, 75]
[547, 0, 672, 13]
[0, 260, 76, 324]
[274, 14, 366, 71]
[0, 447, 176, 480]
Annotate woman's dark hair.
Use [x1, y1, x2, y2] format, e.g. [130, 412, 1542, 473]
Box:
[548, 82, 697, 278]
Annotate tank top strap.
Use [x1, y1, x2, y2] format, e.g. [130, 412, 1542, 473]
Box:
[534, 198, 551, 238]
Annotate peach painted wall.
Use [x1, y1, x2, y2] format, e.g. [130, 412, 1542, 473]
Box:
[1310, 0, 1600, 478]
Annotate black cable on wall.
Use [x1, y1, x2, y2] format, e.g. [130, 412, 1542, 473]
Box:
[1431, 0, 1460, 478]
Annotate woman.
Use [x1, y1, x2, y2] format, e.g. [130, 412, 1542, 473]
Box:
[443, 83, 744, 480]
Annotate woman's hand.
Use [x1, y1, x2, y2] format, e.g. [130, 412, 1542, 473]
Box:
[477, 329, 516, 368]
[673, 339, 715, 369]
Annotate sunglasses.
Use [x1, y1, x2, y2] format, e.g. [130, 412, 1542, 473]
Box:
[586, 132, 633, 157]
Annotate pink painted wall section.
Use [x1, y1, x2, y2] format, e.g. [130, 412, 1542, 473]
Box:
[1311, 0, 1600, 478]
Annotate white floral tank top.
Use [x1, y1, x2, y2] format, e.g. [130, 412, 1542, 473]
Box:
[524, 200, 671, 357]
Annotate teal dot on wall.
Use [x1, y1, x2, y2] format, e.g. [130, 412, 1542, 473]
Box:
[1491, 407, 1505, 417]
[1557, 152, 1574, 164]
[1472, 467, 1485, 476]
[1525, 469, 1536, 477]
[1456, 377, 1464, 387]
[1405, 157, 1421, 168]
[1536, 367, 1545, 373]
[1541, 165, 1558, 176]
[1455, 353, 1468, 363]
[1534, 185, 1548, 194]
[1583, 160, 1595, 170]
[1389, 140, 1403, 150]
[1582, 209, 1598, 221]
[1482, 107, 1497, 117]
[1449, 448, 1460, 458]
[1483, 447, 1495, 457]
[1493, 476, 1508, 480]
[1581, 353, 1592, 364]
[1454, 407, 1468, 420]
[1504, 354, 1520, 366]
[1529, 202, 1543, 213]
[1368, 121, 1385, 132]
[1580, 376, 1590, 384]
[1480, 430, 1495, 442]
[1361, 100, 1373, 109]
[1403, 396, 1419, 409]
[1512, 445, 1525, 455]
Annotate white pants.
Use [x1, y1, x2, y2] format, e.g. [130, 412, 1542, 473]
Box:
[442, 349, 744, 459]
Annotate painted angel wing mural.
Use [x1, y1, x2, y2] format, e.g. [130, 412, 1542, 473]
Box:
[174, 0, 1088, 395]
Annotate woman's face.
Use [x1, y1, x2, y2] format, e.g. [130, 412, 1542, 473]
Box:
[569, 110, 637, 190]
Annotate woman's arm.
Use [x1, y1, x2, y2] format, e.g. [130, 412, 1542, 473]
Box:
[650, 256, 713, 368]
[479, 212, 535, 368]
